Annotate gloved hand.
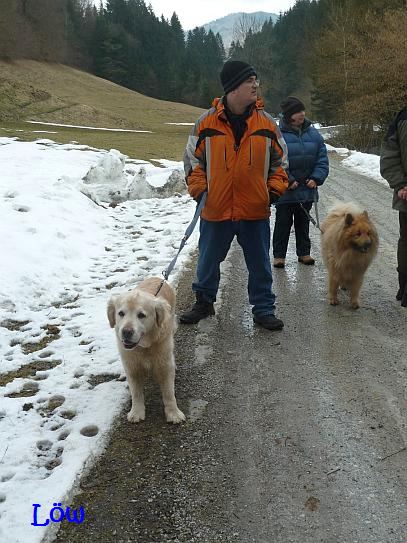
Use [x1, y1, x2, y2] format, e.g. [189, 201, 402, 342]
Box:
[288, 180, 299, 190]
[269, 191, 280, 205]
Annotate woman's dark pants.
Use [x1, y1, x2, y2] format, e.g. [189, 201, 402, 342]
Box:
[272, 202, 313, 258]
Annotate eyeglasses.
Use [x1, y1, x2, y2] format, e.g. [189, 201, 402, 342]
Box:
[244, 77, 260, 87]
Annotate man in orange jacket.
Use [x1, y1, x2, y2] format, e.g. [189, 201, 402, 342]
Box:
[180, 60, 289, 330]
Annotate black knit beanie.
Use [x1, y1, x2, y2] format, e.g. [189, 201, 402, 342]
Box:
[280, 96, 305, 121]
[220, 60, 257, 94]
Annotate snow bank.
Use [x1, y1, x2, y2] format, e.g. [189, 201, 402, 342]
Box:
[80, 149, 186, 204]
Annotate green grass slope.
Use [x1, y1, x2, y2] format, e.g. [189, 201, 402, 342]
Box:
[0, 59, 204, 160]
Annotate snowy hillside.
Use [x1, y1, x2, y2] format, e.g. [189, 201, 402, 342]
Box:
[201, 11, 278, 49]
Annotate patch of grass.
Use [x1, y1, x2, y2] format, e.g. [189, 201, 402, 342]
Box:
[51, 294, 80, 309]
[20, 324, 61, 354]
[0, 360, 62, 387]
[1, 120, 192, 161]
[87, 374, 121, 388]
[46, 396, 66, 411]
[105, 282, 118, 290]
[43, 324, 60, 336]
[60, 410, 76, 420]
[6, 381, 39, 398]
[1, 319, 30, 331]
[0, 59, 204, 161]
[37, 395, 66, 418]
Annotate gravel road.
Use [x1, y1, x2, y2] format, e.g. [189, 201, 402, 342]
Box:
[53, 153, 407, 543]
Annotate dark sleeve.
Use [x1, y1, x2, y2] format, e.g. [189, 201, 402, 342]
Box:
[311, 132, 329, 185]
[380, 119, 407, 191]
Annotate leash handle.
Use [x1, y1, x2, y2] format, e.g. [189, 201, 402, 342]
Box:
[183, 191, 207, 241]
[162, 192, 207, 281]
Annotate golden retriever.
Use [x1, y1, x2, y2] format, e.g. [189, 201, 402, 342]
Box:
[107, 277, 185, 424]
[321, 202, 379, 309]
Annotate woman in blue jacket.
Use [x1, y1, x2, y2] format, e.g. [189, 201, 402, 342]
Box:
[272, 97, 329, 267]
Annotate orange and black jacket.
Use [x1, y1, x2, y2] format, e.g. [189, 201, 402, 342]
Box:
[183, 97, 289, 221]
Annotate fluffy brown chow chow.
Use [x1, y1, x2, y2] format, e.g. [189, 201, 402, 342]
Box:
[321, 202, 379, 309]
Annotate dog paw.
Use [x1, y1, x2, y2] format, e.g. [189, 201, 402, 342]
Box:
[127, 409, 145, 423]
[329, 298, 339, 306]
[351, 301, 360, 310]
[165, 408, 186, 424]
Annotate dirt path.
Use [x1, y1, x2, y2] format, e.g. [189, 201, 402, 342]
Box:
[53, 154, 407, 543]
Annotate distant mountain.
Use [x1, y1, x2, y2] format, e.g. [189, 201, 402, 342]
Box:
[201, 12, 278, 51]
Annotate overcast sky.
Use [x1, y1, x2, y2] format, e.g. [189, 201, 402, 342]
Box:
[96, 1, 297, 30]
[149, 0, 297, 29]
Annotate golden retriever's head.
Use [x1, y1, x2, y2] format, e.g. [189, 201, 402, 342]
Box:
[108, 290, 171, 350]
[343, 211, 379, 254]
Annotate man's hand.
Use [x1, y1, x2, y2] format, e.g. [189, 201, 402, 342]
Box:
[397, 187, 407, 200]
[269, 191, 280, 205]
[306, 179, 317, 189]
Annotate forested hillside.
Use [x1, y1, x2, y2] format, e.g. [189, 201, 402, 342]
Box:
[230, 0, 407, 150]
[0, 0, 226, 109]
[1, 0, 406, 151]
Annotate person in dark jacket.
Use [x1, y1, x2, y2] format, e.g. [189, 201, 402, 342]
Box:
[272, 97, 329, 268]
[380, 107, 407, 306]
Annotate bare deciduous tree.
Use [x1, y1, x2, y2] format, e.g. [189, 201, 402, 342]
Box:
[232, 13, 263, 46]
[313, 2, 407, 149]
[312, 0, 358, 125]
[347, 9, 407, 127]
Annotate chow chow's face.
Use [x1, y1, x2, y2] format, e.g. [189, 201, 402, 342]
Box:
[344, 212, 378, 253]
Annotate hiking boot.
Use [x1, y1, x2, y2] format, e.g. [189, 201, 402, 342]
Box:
[298, 255, 315, 265]
[179, 294, 215, 324]
[253, 314, 284, 331]
[273, 257, 286, 268]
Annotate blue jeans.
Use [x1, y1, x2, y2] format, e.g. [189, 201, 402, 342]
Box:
[193, 219, 276, 317]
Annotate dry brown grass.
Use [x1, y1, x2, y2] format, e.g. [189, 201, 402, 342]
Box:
[0, 59, 204, 160]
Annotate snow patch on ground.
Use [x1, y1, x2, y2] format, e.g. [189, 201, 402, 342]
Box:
[0, 131, 391, 543]
[0, 137, 198, 543]
[326, 143, 350, 156]
[342, 151, 388, 186]
[26, 121, 152, 133]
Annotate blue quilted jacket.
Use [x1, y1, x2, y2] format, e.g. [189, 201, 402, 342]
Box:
[276, 118, 329, 205]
